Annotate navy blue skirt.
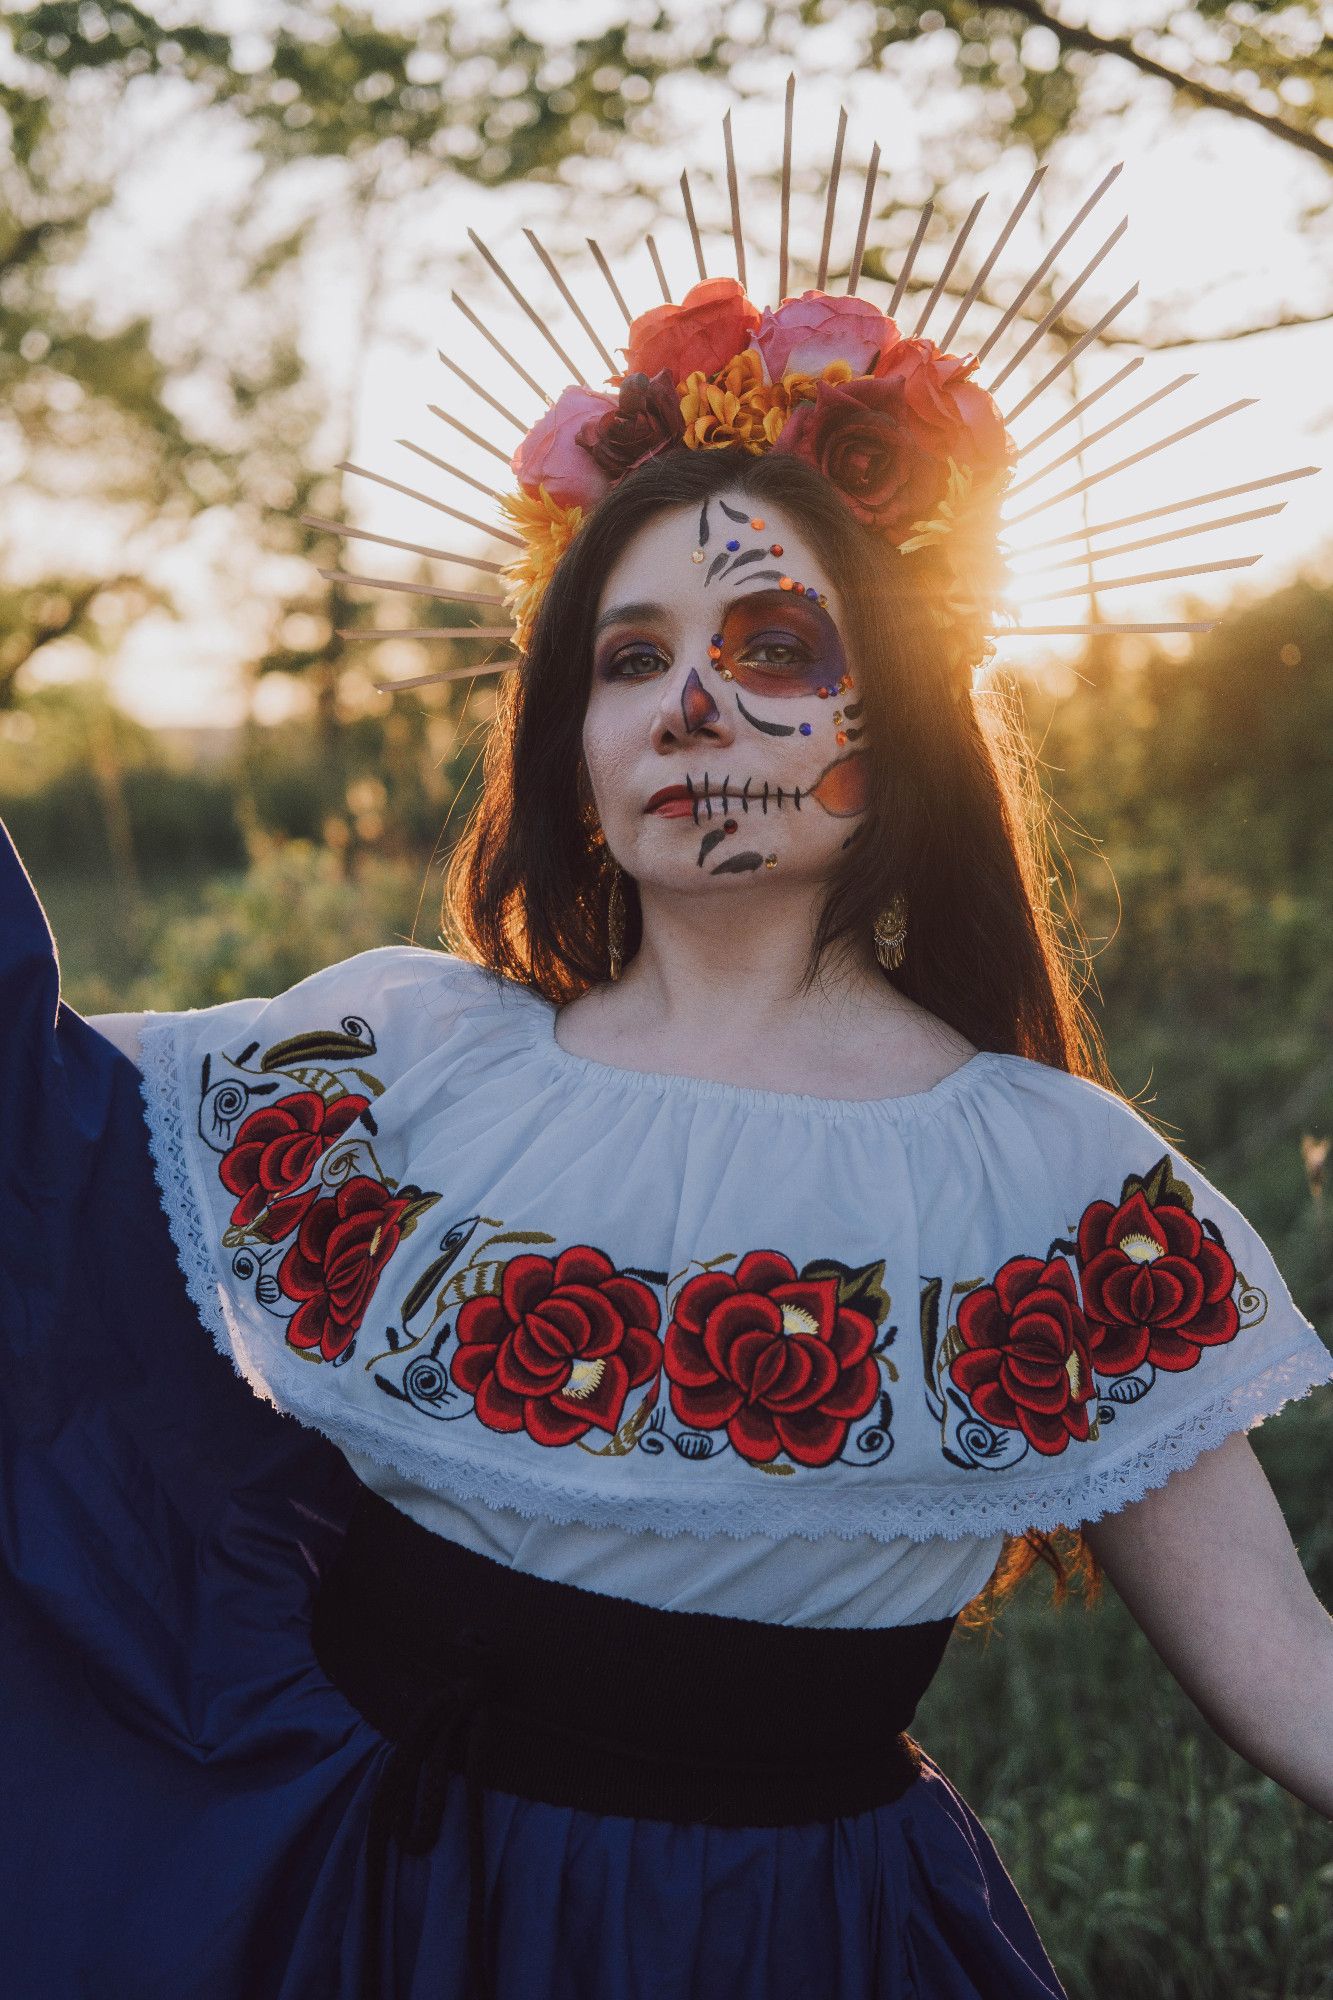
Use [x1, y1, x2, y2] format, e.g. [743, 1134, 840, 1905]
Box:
[0, 819, 1068, 2000]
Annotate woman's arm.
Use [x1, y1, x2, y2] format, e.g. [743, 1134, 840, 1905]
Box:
[86, 1012, 148, 1067]
[1083, 1428, 1333, 1817]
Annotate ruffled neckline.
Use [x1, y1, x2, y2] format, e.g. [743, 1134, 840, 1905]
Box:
[513, 982, 1003, 1122]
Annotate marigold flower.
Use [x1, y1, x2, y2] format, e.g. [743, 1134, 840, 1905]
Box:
[498, 485, 585, 654]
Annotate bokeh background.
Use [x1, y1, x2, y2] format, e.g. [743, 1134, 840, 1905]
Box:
[3, 3, 1331, 1991]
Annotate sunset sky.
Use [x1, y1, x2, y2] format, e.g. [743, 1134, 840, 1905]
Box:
[15, 1, 1331, 728]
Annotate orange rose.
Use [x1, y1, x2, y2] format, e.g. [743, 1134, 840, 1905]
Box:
[620, 277, 762, 387]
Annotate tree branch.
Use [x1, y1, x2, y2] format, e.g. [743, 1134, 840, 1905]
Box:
[994, 0, 1333, 170]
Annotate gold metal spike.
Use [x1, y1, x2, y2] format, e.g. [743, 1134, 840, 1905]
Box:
[1004, 398, 1260, 525]
[779, 73, 795, 302]
[340, 625, 516, 641]
[586, 239, 634, 330]
[1007, 373, 1196, 499]
[646, 234, 672, 303]
[336, 462, 523, 547]
[887, 204, 933, 320]
[374, 661, 520, 691]
[523, 229, 619, 376]
[437, 352, 529, 434]
[298, 515, 507, 574]
[912, 196, 986, 340]
[1013, 358, 1143, 457]
[426, 404, 514, 465]
[317, 569, 505, 608]
[937, 165, 1046, 352]
[1001, 284, 1139, 426]
[816, 105, 848, 292]
[467, 228, 587, 385]
[1006, 468, 1319, 553]
[722, 109, 746, 291]
[847, 143, 881, 297]
[451, 292, 553, 406]
[680, 170, 708, 281]
[398, 439, 504, 502]
[1010, 504, 1286, 578]
[985, 218, 1128, 394]
[1017, 555, 1259, 606]
[974, 162, 1124, 365]
[997, 621, 1216, 637]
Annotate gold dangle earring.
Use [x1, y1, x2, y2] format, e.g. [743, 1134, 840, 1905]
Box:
[873, 892, 908, 972]
[607, 866, 626, 982]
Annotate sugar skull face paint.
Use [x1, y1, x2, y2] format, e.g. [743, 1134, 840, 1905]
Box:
[583, 493, 870, 895]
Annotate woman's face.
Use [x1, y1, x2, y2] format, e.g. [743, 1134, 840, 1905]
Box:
[583, 493, 868, 895]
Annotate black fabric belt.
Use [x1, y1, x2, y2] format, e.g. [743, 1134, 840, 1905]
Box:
[311, 1483, 956, 2000]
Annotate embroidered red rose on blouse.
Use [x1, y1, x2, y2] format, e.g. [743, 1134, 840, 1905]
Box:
[451, 1245, 663, 1446]
[218, 1089, 370, 1239]
[278, 1175, 409, 1362]
[664, 1250, 879, 1467]
[1077, 1186, 1239, 1375]
[949, 1255, 1095, 1456]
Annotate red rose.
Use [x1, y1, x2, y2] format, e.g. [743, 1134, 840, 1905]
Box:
[278, 1175, 410, 1362]
[218, 1089, 370, 1240]
[872, 337, 1010, 474]
[451, 1246, 662, 1447]
[664, 1251, 879, 1468]
[576, 369, 684, 477]
[621, 276, 762, 386]
[771, 374, 947, 537]
[1077, 1186, 1240, 1376]
[949, 1256, 1095, 1456]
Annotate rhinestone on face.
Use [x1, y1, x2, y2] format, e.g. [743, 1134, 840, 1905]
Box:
[711, 632, 723, 645]
[764, 854, 777, 868]
[708, 645, 722, 660]
[804, 585, 818, 599]
[723, 817, 738, 833]
[836, 732, 847, 745]
[691, 548, 705, 563]
[779, 576, 793, 590]
[770, 543, 783, 557]
[750, 518, 765, 531]
[818, 687, 830, 699]
[725, 538, 740, 551]
[799, 722, 812, 735]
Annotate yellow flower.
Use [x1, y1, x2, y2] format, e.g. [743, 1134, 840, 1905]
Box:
[498, 485, 585, 654]
[678, 352, 856, 452]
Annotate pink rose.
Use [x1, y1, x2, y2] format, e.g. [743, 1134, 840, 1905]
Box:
[511, 384, 617, 509]
[872, 338, 1011, 474]
[748, 292, 897, 382]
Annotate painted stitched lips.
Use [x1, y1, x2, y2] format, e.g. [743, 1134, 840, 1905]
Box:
[279, 1175, 410, 1362]
[950, 1256, 1095, 1456]
[1077, 1186, 1239, 1374]
[218, 1089, 370, 1238]
[452, 1246, 663, 1446]
[664, 1250, 879, 1466]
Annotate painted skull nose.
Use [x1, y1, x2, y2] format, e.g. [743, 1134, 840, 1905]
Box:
[680, 666, 720, 734]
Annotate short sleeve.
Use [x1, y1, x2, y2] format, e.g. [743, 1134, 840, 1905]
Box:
[925, 1072, 1333, 1534]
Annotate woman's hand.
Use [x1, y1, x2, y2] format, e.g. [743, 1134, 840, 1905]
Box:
[87, 1012, 148, 1067]
[1084, 1426, 1333, 1819]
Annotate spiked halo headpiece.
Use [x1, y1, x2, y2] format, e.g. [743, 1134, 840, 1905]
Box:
[311, 76, 1316, 695]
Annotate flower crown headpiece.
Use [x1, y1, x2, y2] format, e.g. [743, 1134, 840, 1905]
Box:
[315, 79, 1314, 694]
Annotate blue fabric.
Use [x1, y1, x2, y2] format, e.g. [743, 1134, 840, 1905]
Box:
[0, 818, 1068, 2000]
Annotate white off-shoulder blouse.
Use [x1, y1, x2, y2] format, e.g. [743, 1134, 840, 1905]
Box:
[138, 945, 1333, 1630]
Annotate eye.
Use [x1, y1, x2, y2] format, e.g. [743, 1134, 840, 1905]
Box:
[603, 643, 669, 680]
[733, 632, 812, 670]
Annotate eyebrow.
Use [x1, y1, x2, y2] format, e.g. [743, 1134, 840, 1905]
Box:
[594, 582, 826, 637]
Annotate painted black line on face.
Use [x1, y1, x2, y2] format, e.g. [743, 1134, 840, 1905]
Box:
[710, 850, 764, 874]
[705, 549, 729, 586]
[698, 501, 710, 547]
[718, 500, 751, 524]
[720, 546, 768, 579]
[734, 693, 795, 737]
[697, 827, 726, 866]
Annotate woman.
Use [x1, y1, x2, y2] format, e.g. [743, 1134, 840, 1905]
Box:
[3, 179, 1331, 2000]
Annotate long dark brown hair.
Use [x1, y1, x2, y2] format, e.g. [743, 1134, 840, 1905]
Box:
[445, 443, 1119, 1631]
